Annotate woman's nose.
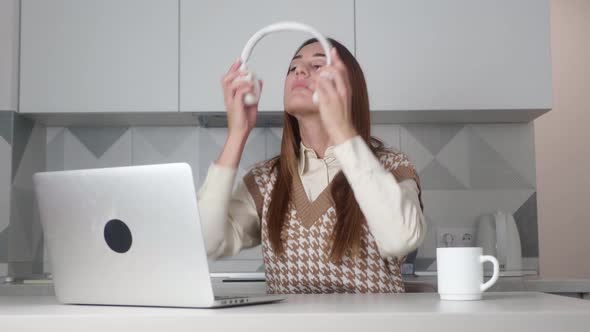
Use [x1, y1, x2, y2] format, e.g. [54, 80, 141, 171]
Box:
[295, 64, 310, 77]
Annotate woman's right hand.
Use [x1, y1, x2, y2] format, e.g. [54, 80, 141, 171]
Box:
[221, 59, 262, 140]
[215, 59, 262, 168]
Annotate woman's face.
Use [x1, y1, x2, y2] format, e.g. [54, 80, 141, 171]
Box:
[283, 42, 327, 115]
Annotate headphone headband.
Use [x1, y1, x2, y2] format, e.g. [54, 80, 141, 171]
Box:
[239, 22, 333, 70]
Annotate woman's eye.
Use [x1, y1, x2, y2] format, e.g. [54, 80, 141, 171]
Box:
[312, 64, 323, 70]
[289, 66, 296, 73]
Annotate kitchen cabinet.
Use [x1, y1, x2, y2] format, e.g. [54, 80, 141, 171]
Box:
[180, 0, 355, 112]
[0, 0, 19, 111]
[17, 0, 553, 122]
[19, 0, 178, 113]
[356, 0, 552, 117]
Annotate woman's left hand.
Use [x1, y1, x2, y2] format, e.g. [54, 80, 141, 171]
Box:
[315, 48, 358, 145]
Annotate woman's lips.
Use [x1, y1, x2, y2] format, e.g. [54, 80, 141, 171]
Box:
[291, 80, 311, 91]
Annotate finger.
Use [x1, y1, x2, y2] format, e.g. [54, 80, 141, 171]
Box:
[315, 68, 333, 85]
[321, 76, 339, 99]
[223, 73, 250, 106]
[321, 67, 348, 98]
[230, 80, 254, 98]
[234, 84, 256, 108]
[223, 72, 241, 106]
[330, 48, 346, 71]
[318, 76, 338, 103]
[319, 69, 339, 93]
[315, 81, 328, 105]
[253, 79, 263, 103]
[224, 80, 252, 107]
[222, 58, 242, 98]
[227, 58, 241, 74]
[222, 70, 246, 89]
[222, 72, 247, 107]
[330, 48, 351, 87]
[233, 85, 254, 103]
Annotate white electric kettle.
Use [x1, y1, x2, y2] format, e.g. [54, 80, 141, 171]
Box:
[475, 211, 523, 276]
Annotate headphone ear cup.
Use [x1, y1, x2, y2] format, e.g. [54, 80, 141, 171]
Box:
[235, 71, 261, 106]
[244, 91, 259, 105]
[244, 75, 261, 106]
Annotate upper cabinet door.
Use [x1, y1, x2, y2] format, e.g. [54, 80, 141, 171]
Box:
[180, 0, 355, 112]
[20, 0, 179, 113]
[356, 0, 552, 112]
[0, 0, 19, 111]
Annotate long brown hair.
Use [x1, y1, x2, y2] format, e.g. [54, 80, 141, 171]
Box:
[267, 38, 384, 262]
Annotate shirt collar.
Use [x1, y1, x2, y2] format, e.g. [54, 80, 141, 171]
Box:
[298, 141, 338, 176]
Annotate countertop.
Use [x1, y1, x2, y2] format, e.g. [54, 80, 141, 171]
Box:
[404, 275, 590, 294]
[212, 273, 590, 295]
[3, 275, 590, 297]
[0, 292, 589, 332]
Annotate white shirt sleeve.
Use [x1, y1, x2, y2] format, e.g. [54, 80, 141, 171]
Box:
[332, 136, 427, 259]
[196, 163, 261, 259]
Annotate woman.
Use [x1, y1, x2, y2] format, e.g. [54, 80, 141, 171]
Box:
[197, 38, 426, 294]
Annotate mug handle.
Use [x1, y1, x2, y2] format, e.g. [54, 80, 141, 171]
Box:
[480, 255, 500, 292]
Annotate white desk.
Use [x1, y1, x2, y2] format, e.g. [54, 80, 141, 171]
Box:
[1, 292, 589, 332]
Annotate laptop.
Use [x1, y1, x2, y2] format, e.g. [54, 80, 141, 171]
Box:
[33, 163, 285, 308]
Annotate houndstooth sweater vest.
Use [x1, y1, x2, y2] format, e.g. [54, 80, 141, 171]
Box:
[244, 149, 422, 294]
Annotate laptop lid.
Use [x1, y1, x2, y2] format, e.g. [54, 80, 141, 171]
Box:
[34, 163, 216, 307]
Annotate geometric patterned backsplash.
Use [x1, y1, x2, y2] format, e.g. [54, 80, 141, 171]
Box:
[0, 111, 46, 278]
[0, 113, 539, 276]
[0, 113, 10, 277]
[39, 122, 538, 273]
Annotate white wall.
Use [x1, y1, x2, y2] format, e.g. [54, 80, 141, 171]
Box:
[536, 0, 590, 278]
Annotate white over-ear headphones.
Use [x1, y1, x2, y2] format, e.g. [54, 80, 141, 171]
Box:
[235, 21, 333, 106]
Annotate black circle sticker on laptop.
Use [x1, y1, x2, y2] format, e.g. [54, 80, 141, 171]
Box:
[104, 219, 132, 253]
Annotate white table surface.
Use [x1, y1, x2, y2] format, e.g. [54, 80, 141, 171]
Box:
[3, 275, 590, 297]
[1, 292, 589, 332]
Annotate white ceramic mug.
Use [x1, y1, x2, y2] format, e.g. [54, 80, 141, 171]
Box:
[436, 247, 500, 300]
